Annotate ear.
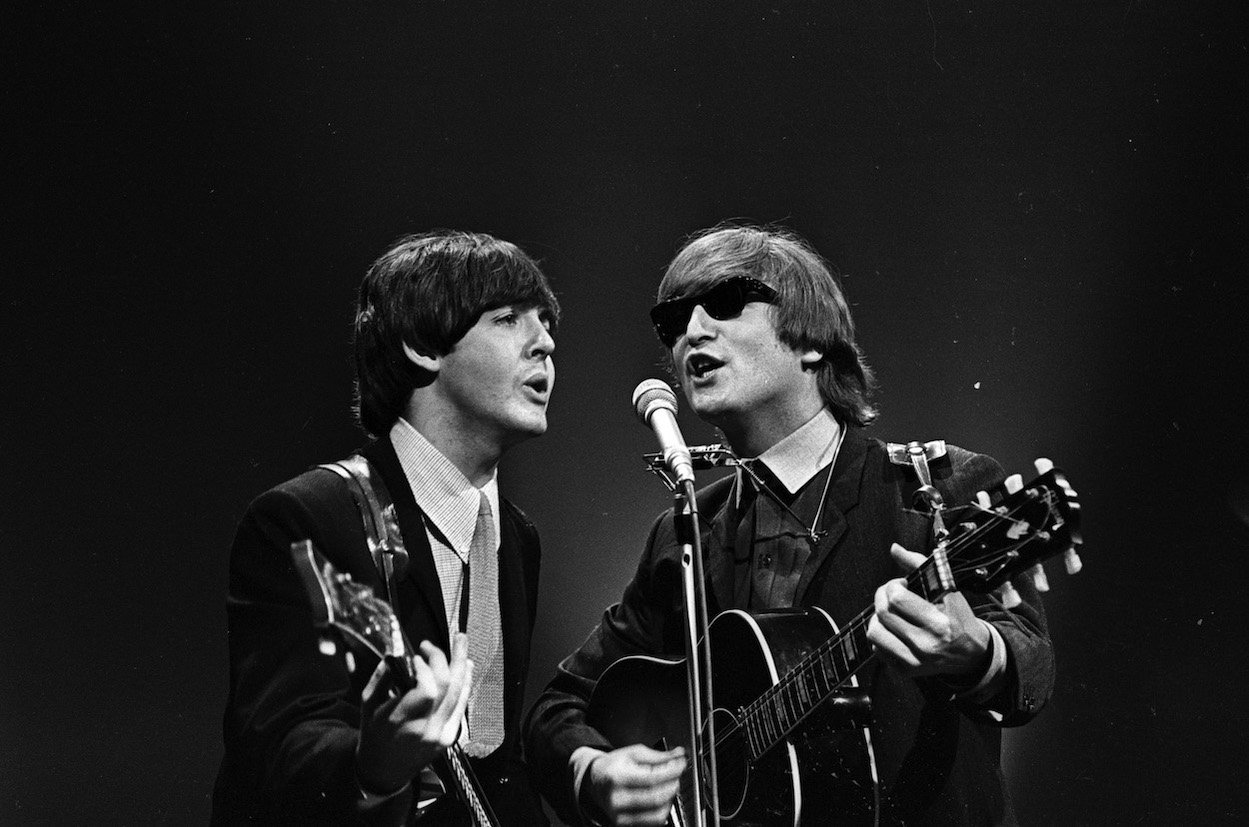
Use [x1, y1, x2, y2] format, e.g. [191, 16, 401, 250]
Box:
[402, 342, 441, 374]
[799, 348, 824, 369]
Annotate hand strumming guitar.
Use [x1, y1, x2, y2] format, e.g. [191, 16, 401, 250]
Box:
[355, 633, 475, 796]
[579, 743, 686, 826]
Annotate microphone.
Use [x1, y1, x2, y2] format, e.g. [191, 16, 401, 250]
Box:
[632, 379, 695, 485]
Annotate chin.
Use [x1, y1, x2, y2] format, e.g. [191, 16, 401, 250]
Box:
[518, 414, 549, 437]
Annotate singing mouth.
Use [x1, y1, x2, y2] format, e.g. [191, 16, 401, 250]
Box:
[686, 353, 724, 379]
[522, 374, 550, 396]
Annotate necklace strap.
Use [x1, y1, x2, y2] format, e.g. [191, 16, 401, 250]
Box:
[737, 425, 846, 545]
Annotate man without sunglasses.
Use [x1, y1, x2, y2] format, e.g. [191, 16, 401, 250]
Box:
[213, 231, 556, 824]
[524, 225, 1054, 825]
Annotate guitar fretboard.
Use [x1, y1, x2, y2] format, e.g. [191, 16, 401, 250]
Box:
[738, 605, 875, 760]
[731, 482, 1058, 762]
[446, 745, 494, 827]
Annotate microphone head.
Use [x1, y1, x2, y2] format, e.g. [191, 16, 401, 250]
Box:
[632, 379, 679, 424]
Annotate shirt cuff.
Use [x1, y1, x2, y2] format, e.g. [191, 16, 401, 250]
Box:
[571, 745, 609, 826]
[356, 768, 413, 804]
[953, 620, 1007, 703]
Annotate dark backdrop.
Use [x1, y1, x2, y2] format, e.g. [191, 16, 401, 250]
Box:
[6, 2, 1246, 823]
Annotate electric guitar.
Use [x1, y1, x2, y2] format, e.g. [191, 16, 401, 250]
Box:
[290, 540, 500, 826]
[587, 459, 1082, 826]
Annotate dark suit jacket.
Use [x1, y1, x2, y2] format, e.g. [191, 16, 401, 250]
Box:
[212, 437, 549, 825]
[524, 428, 1054, 825]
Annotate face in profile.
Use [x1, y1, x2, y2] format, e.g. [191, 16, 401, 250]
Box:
[431, 304, 555, 448]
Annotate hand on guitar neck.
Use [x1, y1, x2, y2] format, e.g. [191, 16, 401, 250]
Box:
[866, 543, 996, 682]
[356, 633, 475, 797]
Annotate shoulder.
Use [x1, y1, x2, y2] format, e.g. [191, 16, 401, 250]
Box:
[862, 435, 1005, 501]
[247, 464, 353, 519]
[938, 443, 1006, 497]
[694, 473, 737, 511]
[640, 472, 736, 551]
[500, 497, 538, 533]
[233, 464, 367, 559]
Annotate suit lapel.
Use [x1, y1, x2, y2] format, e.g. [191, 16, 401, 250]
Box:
[698, 478, 738, 615]
[796, 426, 868, 602]
[360, 438, 452, 651]
[496, 509, 528, 699]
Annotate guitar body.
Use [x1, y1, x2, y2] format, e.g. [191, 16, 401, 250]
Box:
[588, 608, 879, 826]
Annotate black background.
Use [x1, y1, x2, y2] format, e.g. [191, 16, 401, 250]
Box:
[5, 1, 1247, 823]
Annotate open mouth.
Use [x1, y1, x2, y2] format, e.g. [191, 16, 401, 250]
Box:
[523, 374, 550, 395]
[686, 353, 724, 379]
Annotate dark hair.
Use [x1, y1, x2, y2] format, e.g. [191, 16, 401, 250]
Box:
[353, 230, 560, 437]
[657, 223, 877, 426]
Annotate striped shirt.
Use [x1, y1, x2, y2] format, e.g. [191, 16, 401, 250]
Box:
[389, 417, 501, 637]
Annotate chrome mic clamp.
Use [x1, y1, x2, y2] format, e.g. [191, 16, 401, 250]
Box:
[887, 439, 950, 540]
[642, 444, 739, 491]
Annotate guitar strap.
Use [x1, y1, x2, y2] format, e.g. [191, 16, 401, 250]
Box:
[318, 456, 409, 610]
[321, 456, 464, 812]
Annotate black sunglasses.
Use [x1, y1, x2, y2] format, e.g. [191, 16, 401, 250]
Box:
[649, 276, 778, 346]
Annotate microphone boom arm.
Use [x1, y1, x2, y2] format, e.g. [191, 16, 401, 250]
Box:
[643, 444, 740, 491]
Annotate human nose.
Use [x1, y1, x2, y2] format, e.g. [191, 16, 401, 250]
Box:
[527, 316, 555, 358]
[682, 303, 716, 344]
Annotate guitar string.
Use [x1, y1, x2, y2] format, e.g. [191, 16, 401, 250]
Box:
[706, 490, 1062, 765]
[736, 501, 1047, 744]
[714, 496, 1059, 766]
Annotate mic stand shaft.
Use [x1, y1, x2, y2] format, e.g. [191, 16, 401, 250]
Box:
[675, 480, 720, 827]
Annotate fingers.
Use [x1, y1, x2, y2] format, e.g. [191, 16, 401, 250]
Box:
[591, 744, 686, 825]
[616, 743, 686, 782]
[870, 563, 991, 677]
[867, 611, 921, 671]
[392, 637, 474, 748]
[362, 659, 388, 704]
[361, 660, 401, 717]
[420, 638, 452, 683]
[876, 578, 948, 636]
[438, 660, 473, 745]
[889, 541, 928, 572]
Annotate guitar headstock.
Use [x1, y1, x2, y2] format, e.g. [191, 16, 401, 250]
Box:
[941, 458, 1082, 605]
[291, 539, 411, 666]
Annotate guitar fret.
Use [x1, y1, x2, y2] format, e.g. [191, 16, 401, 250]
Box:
[816, 650, 833, 693]
[840, 630, 858, 667]
[762, 700, 777, 743]
[797, 666, 811, 706]
[911, 568, 932, 601]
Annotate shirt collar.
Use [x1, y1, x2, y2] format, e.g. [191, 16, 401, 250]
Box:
[389, 418, 500, 558]
[747, 408, 843, 495]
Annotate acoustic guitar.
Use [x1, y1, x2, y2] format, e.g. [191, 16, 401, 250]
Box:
[587, 459, 1082, 826]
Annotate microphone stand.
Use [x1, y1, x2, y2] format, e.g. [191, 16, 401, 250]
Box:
[673, 479, 721, 827]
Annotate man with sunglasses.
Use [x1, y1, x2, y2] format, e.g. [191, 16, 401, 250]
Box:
[525, 225, 1054, 825]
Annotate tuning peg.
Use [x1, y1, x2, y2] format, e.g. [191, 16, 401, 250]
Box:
[1033, 457, 1054, 475]
[1004, 474, 1023, 494]
[998, 581, 1022, 608]
[345, 650, 357, 674]
[1030, 563, 1050, 592]
[975, 490, 991, 509]
[319, 637, 337, 657]
[1064, 546, 1083, 575]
